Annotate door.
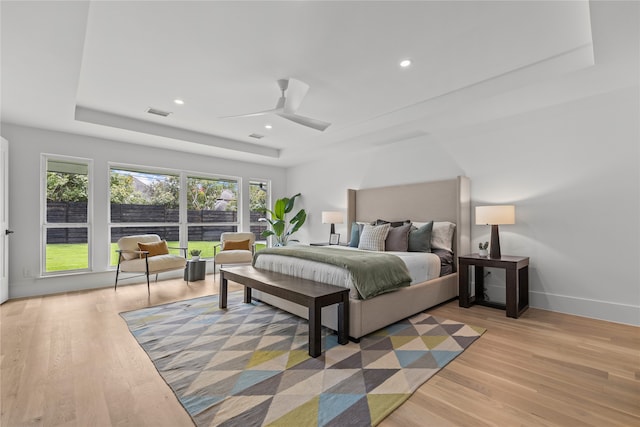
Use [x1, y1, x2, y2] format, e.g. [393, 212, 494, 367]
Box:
[1, 137, 9, 303]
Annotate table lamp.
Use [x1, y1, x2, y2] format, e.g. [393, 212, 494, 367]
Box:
[321, 211, 343, 242]
[475, 205, 515, 259]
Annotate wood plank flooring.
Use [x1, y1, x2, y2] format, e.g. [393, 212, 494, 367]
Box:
[1, 276, 638, 426]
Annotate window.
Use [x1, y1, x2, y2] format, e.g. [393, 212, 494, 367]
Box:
[43, 156, 91, 274]
[187, 176, 239, 258]
[249, 180, 269, 244]
[109, 166, 240, 264]
[109, 168, 180, 266]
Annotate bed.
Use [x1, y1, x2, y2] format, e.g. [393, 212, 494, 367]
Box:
[251, 176, 471, 339]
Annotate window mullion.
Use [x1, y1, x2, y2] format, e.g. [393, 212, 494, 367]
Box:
[179, 172, 188, 250]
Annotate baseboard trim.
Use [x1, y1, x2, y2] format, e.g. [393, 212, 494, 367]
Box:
[478, 283, 638, 326]
[529, 290, 639, 326]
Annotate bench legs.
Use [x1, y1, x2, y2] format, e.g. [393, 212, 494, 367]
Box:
[308, 295, 348, 358]
[337, 293, 349, 346]
[219, 272, 228, 309]
[309, 300, 322, 358]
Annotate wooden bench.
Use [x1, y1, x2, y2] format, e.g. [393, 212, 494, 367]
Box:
[219, 265, 349, 357]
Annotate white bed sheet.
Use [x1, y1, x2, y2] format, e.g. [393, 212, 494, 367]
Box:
[252, 245, 441, 299]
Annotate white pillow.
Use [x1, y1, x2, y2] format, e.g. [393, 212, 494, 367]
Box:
[358, 223, 390, 251]
[432, 221, 456, 251]
[413, 221, 456, 252]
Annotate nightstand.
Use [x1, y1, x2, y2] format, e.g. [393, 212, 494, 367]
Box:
[458, 254, 530, 318]
[184, 259, 207, 282]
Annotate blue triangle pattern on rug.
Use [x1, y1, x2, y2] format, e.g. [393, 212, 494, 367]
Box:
[318, 393, 363, 425]
[121, 292, 485, 426]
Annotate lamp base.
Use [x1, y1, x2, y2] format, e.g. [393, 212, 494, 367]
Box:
[490, 224, 501, 259]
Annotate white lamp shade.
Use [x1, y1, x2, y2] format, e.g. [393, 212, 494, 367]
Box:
[475, 205, 515, 225]
[321, 211, 343, 224]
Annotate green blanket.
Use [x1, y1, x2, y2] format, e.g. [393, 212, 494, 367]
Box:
[253, 246, 412, 299]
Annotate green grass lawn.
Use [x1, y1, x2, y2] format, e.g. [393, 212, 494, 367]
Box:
[46, 241, 267, 272]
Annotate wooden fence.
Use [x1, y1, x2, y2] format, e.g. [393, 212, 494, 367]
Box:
[46, 202, 266, 243]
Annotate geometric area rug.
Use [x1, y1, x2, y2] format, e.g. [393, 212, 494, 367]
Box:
[121, 292, 485, 427]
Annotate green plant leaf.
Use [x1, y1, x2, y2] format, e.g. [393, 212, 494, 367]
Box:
[274, 198, 287, 219]
[271, 220, 285, 236]
[261, 230, 275, 237]
[284, 193, 301, 214]
[289, 209, 307, 234]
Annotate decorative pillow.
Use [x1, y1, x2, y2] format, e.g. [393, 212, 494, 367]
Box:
[374, 218, 411, 227]
[358, 223, 391, 251]
[223, 239, 250, 251]
[408, 221, 434, 252]
[349, 222, 359, 247]
[348, 222, 367, 247]
[137, 240, 169, 257]
[385, 223, 412, 251]
[431, 221, 456, 252]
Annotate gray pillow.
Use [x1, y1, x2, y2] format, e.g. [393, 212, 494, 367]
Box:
[408, 221, 434, 252]
[385, 223, 412, 251]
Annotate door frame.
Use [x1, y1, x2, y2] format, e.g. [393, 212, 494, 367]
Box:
[1, 137, 9, 303]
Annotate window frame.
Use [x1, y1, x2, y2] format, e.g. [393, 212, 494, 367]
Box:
[249, 179, 270, 244]
[41, 154, 93, 276]
[108, 162, 242, 267]
[185, 173, 241, 259]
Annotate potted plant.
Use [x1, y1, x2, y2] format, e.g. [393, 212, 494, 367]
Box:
[478, 242, 489, 257]
[189, 249, 202, 260]
[261, 193, 307, 246]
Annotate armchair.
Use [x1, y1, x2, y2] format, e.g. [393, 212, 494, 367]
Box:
[114, 234, 187, 293]
[213, 232, 255, 275]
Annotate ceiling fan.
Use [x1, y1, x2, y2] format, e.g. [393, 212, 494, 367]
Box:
[221, 78, 331, 131]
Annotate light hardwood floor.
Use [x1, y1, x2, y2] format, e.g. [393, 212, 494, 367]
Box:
[1, 276, 638, 426]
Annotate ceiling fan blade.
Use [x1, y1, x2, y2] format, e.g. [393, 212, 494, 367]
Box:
[220, 111, 268, 119]
[278, 112, 331, 131]
[219, 106, 281, 119]
[220, 93, 286, 119]
[283, 78, 310, 114]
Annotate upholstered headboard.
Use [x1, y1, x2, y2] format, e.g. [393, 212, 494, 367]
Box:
[347, 176, 471, 270]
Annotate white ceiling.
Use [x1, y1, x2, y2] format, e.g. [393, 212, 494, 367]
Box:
[1, 1, 596, 166]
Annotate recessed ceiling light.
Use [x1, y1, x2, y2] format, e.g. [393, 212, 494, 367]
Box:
[399, 59, 412, 68]
[265, 124, 273, 130]
[173, 99, 184, 105]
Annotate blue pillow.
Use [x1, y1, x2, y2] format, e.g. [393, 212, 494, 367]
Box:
[408, 221, 434, 252]
[349, 222, 365, 247]
[349, 222, 359, 247]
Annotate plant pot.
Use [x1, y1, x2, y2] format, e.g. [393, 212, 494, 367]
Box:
[191, 255, 200, 261]
[478, 249, 488, 257]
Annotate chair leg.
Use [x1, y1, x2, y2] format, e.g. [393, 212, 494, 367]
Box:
[145, 257, 150, 295]
[115, 261, 121, 290]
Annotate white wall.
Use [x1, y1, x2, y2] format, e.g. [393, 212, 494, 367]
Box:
[287, 2, 639, 325]
[288, 85, 639, 326]
[1, 124, 287, 298]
